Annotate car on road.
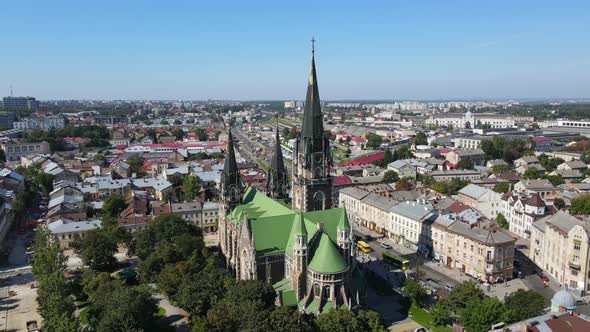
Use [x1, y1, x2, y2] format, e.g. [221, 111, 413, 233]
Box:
[445, 283, 454, 290]
[576, 299, 587, 306]
[379, 242, 392, 249]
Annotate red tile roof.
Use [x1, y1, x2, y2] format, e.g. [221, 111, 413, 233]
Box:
[446, 201, 470, 214]
[342, 152, 384, 166]
[333, 175, 353, 186]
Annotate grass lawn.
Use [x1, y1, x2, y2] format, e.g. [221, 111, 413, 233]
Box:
[409, 304, 452, 332]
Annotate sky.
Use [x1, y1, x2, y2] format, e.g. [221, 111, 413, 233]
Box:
[1, 1, 589, 100]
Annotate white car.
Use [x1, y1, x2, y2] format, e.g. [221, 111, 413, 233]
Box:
[380, 242, 392, 249]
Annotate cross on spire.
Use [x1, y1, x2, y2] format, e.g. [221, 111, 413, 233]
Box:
[311, 37, 316, 54]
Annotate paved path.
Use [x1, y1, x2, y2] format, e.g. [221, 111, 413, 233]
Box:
[154, 293, 190, 332]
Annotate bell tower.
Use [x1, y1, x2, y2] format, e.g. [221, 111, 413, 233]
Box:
[292, 39, 333, 212]
[267, 124, 289, 200]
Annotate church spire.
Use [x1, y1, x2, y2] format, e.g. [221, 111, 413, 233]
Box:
[221, 128, 242, 210]
[301, 39, 324, 141]
[266, 123, 289, 200]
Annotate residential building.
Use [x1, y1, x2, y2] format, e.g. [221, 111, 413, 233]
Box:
[387, 160, 417, 179]
[446, 149, 485, 166]
[389, 200, 437, 256]
[430, 169, 482, 181]
[457, 184, 502, 220]
[432, 214, 516, 283]
[170, 200, 219, 233]
[514, 179, 555, 199]
[557, 160, 588, 173]
[530, 211, 590, 296]
[426, 111, 530, 129]
[0, 140, 50, 161]
[13, 116, 65, 130]
[48, 219, 102, 249]
[501, 192, 551, 239]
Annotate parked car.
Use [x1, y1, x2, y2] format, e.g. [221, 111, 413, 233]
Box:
[379, 242, 392, 249]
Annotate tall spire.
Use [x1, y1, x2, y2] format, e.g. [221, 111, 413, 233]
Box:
[221, 127, 242, 208]
[267, 122, 289, 199]
[301, 39, 324, 140]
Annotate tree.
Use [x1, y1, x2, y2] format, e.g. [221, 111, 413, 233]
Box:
[102, 194, 128, 218]
[496, 213, 508, 229]
[172, 128, 185, 140]
[383, 170, 399, 183]
[544, 174, 564, 186]
[382, 149, 394, 165]
[404, 279, 426, 306]
[0, 148, 5, 162]
[554, 198, 565, 210]
[195, 128, 208, 141]
[455, 159, 474, 170]
[430, 299, 451, 326]
[36, 272, 80, 332]
[87, 280, 159, 332]
[461, 297, 505, 332]
[395, 178, 412, 191]
[73, 230, 118, 272]
[413, 131, 428, 146]
[161, 119, 169, 125]
[35, 172, 55, 194]
[265, 307, 313, 332]
[493, 182, 510, 194]
[173, 119, 182, 125]
[174, 262, 231, 318]
[81, 269, 112, 303]
[366, 133, 383, 150]
[523, 167, 541, 179]
[31, 228, 67, 280]
[315, 307, 363, 332]
[126, 156, 144, 175]
[183, 175, 202, 201]
[570, 194, 590, 215]
[430, 178, 469, 195]
[492, 164, 511, 173]
[503, 289, 544, 323]
[357, 310, 387, 332]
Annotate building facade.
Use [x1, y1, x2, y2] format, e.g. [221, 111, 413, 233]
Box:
[0, 140, 50, 161]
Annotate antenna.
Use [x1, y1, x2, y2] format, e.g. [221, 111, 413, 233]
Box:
[9, 85, 13, 97]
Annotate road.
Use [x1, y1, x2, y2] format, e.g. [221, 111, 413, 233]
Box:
[233, 128, 292, 175]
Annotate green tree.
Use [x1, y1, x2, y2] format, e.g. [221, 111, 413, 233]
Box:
[447, 280, 484, 311]
[102, 194, 128, 218]
[455, 159, 474, 170]
[382, 149, 394, 165]
[554, 198, 565, 210]
[496, 213, 509, 229]
[366, 133, 383, 149]
[73, 230, 118, 272]
[195, 128, 208, 141]
[81, 269, 112, 303]
[315, 307, 364, 332]
[523, 167, 541, 179]
[172, 128, 185, 140]
[126, 156, 144, 175]
[430, 299, 451, 326]
[570, 194, 590, 215]
[87, 280, 159, 332]
[403, 279, 427, 306]
[36, 272, 80, 332]
[31, 228, 67, 280]
[173, 119, 182, 125]
[395, 178, 412, 191]
[383, 170, 400, 183]
[265, 306, 313, 332]
[503, 289, 544, 323]
[357, 310, 387, 332]
[492, 164, 511, 173]
[174, 262, 231, 318]
[493, 182, 510, 194]
[183, 175, 202, 201]
[413, 131, 428, 145]
[35, 172, 55, 194]
[461, 297, 505, 332]
[544, 174, 564, 186]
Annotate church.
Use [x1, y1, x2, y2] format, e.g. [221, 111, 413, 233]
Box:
[218, 44, 365, 314]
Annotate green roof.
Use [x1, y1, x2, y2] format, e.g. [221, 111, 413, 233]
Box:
[308, 232, 348, 274]
[229, 187, 292, 224]
[249, 214, 294, 256]
[337, 210, 351, 231]
[292, 211, 307, 237]
[273, 278, 297, 307]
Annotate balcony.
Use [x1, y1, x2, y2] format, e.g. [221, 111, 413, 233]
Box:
[485, 256, 495, 263]
[569, 260, 581, 270]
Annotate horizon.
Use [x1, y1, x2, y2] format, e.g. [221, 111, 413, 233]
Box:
[1, 1, 589, 100]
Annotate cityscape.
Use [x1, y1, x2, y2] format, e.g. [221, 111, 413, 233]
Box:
[1, 2, 590, 332]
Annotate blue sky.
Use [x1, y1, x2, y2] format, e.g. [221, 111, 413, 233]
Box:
[1, 1, 589, 100]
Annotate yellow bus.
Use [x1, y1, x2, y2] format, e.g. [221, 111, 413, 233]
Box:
[356, 240, 372, 253]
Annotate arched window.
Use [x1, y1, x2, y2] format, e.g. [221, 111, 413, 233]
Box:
[313, 191, 325, 211]
[314, 167, 322, 178]
[230, 186, 239, 202]
[322, 285, 330, 299]
[313, 283, 320, 297]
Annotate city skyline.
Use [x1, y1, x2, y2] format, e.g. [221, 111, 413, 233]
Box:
[1, 1, 589, 100]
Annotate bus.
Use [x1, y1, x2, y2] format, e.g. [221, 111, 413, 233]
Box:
[356, 240, 372, 253]
[382, 251, 410, 270]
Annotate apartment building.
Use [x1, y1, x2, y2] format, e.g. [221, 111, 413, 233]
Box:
[0, 140, 50, 161]
[13, 116, 65, 130]
[170, 201, 220, 233]
[457, 184, 502, 220]
[530, 211, 590, 296]
[389, 200, 437, 256]
[431, 169, 482, 181]
[501, 192, 551, 239]
[432, 214, 516, 283]
[513, 179, 555, 199]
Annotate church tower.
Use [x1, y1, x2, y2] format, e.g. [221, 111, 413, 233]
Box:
[337, 211, 353, 266]
[220, 128, 243, 211]
[292, 211, 308, 300]
[292, 40, 333, 212]
[266, 125, 289, 200]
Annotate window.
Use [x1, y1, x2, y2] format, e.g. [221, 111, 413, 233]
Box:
[574, 240, 581, 251]
[313, 191, 325, 211]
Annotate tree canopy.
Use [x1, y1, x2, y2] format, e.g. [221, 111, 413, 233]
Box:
[570, 194, 590, 215]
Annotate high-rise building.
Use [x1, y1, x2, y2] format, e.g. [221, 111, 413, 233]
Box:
[2, 96, 39, 111]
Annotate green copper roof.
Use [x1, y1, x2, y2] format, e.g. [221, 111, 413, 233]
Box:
[292, 211, 307, 237]
[308, 232, 348, 274]
[337, 210, 351, 231]
[273, 278, 297, 307]
[229, 187, 292, 223]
